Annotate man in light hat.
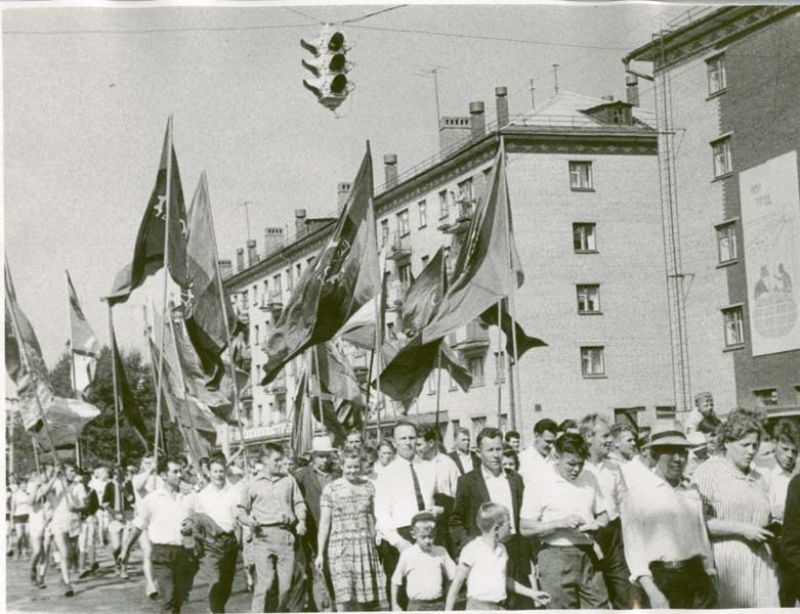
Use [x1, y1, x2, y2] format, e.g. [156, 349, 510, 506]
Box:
[620, 420, 717, 609]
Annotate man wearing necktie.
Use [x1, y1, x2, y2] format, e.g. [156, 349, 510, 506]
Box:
[375, 421, 440, 608]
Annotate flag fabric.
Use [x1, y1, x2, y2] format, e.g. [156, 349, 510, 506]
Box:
[34, 397, 101, 450]
[290, 369, 313, 458]
[110, 316, 150, 447]
[421, 148, 521, 345]
[183, 173, 240, 386]
[307, 345, 363, 446]
[66, 271, 101, 395]
[5, 261, 53, 431]
[107, 120, 188, 305]
[479, 300, 547, 362]
[262, 146, 380, 384]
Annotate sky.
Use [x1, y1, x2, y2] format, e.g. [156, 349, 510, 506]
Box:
[2, 1, 689, 371]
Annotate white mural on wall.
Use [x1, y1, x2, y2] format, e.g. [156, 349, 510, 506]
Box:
[740, 150, 800, 356]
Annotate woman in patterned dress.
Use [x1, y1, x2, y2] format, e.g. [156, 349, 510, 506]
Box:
[316, 451, 386, 611]
[692, 409, 780, 608]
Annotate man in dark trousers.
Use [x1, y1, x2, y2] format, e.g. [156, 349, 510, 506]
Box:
[448, 427, 480, 476]
[781, 473, 800, 607]
[449, 427, 531, 609]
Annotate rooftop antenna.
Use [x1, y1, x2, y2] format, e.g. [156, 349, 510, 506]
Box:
[552, 64, 560, 95]
[529, 78, 536, 108]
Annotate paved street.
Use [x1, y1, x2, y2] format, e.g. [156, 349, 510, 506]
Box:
[5, 546, 254, 613]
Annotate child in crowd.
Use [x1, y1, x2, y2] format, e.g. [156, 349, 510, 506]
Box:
[445, 502, 550, 611]
[391, 512, 456, 611]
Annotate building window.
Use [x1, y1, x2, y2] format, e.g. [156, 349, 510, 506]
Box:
[722, 305, 745, 347]
[457, 177, 474, 202]
[428, 370, 437, 394]
[307, 256, 315, 266]
[795, 385, 800, 406]
[580, 346, 605, 377]
[577, 284, 601, 314]
[285, 268, 293, 292]
[272, 274, 282, 296]
[438, 189, 449, 219]
[573, 223, 597, 252]
[711, 136, 732, 178]
[753, 388, 778, 408]
[398, 263, 411, 286]
[241, 290, 249, 312]
[263, 279, 269, 298]
[253, 324, 260, 346]
[418, 200, 427, 229]
[252, 284, 258, 306]
[469, 355, 485, 387]
[707, 54, 726, 96]
[380, 219, 389, 248]
[397, 209, 411, 237]
[471, 416, 486, 432]
[494, 351, 506, 384]
[256, 404, 263, 426]
[296, 263, 302, 280]
[569, 161, 593, 190]
[656, 406, 677, 420]
[716, 221, 738, 264]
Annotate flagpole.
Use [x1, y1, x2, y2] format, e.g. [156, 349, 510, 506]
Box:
[434, 348, 442, 431]
[4, 269, 73, 508]
[201, 172, 248, 475]
[499, 136, 522, 433]
[153, 115, 174, 468]
[363, 349, 374, 440]
[372, 301, 384, 443]
[496, 301, 503, 428]
[108, 306, 123, 479]
[31, 435, 40, 474]
[66, 272, 81, 468]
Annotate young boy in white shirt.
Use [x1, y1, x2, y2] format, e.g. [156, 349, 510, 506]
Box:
[445, 502, 549, 610]
[391, 512, 456, 611]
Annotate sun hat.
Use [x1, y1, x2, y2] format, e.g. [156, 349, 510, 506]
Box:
[643, 420, 694, 449]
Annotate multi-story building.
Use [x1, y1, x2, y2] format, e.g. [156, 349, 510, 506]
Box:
[624, 5, 800, 421]
[224, 84, 676, 448]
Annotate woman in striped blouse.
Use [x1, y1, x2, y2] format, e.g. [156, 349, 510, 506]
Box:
[692, 409, 780, 608]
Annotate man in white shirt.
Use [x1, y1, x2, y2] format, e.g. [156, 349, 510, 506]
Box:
[121, 456, 196, 614]
[417, 426, 461, 553]
[448, 427, 480, 476]
[187, 452, 241, 613]
[620, 420, 717, 609]
[579, 413, 633, 609]
[520, 432, 609, 609]
[517, 418, 558, 486]
[130, 454, 160, 598]
[375, 421, 438, 607]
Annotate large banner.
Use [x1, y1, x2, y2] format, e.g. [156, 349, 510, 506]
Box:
[740, 150, 800, 356]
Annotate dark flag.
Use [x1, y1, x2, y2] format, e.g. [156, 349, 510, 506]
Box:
[479, 300, 547, 362]
[262, 145, 380, 384]
[5, 261, 53, 431]
[183, 173, 240, 386]
[107, 119, 188, 305]
[309, 343, 364, 443]
[422, 148, 521, 344]
[110, 318, 150, 447]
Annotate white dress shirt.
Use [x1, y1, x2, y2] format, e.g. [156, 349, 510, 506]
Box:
[134, 486, 191, 546]
[427, 452, 461, 498]
[481, 466, 516, 533]
[583, 458, 625, 521]
[190, 481, 241, 533]
[517, 446, 550, 486]
[621, 469, 715, 581]
[375, 456, 437, 546]
[766, 464, 794, 522]
[520, 464, 604, 546]
[455, 450, 475, 475]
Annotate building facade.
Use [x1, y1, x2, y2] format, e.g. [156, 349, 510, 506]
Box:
[223, 86, 676, 447]
[625, 5, 800, 420]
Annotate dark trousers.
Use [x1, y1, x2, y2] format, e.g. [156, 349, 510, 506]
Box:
[596, 518, 634, 609]
[537, 545, 609, 610]
[650, 557, 717, 609]
[407, 598, 445, 611]
[504, 533, 533, 610]
[379, 526, 415, 610]
[151, 544, 199, 613]
[200, 533, 238, 613]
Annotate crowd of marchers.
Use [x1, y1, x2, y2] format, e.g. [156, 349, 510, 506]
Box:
[6, 409, 800, 612]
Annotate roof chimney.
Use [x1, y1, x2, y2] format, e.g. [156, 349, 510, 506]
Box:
[218, 259, 233, 280]
[438, 116, 471, 154]
[263, 227, 284, 256]
[625, 74, 639, 107]
[469, 101, 485, 140]
[384, 154, 398, 188]
[294, 209, 307, 238]
[601, 94, 615, 102]
[235, 248, 245, 273]
[495, 87, 509, 128]
[337, 182, 352, 210]
[247, 239, 259, 266]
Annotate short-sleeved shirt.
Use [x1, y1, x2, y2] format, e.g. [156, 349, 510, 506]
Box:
[392, 544, 456, 600]
[459, 537, 508, 603]
[12, 488, 32, 517]
[133, 487, 192, 546]
[190, 482, 241, 533]
[520, 464, 603, 546]
[238, 472, 306, 526]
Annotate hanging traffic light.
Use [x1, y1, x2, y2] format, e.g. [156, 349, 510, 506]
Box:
[301, 24, 350, 112]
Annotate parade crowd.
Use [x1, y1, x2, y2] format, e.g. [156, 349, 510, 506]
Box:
[6, 408, 800, 613]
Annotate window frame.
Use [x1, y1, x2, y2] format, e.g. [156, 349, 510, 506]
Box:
[438, 189, 449, 219]
[711, 134, 733, 179]
[706, 53, 727, 97]
[380, 219, 390, 248]
[753, 388, 778, 408]
[576, 284, 602, 315]
[569, 161, 594, 191]
[721, 304, 745, 349]
[573, 222, 598, 253]
[715, 219, 738, 265]
[469, 355, 485, 388]
[397, 209, 411, 237]
[580, 345, 606, 378]
[418, 200, 427, 229]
